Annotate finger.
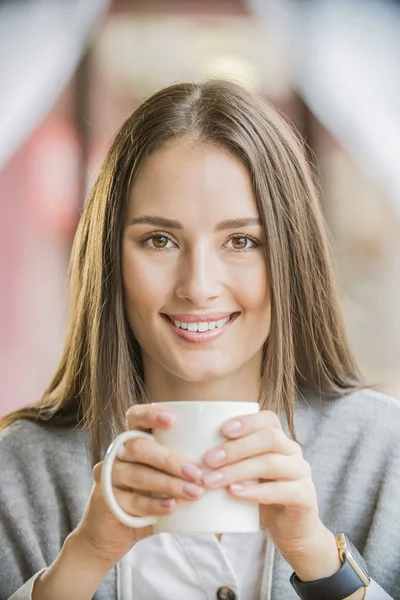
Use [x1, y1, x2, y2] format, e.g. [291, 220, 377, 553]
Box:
[117, 437, 203, 483]
[229, 479, 317, 509]
[95, 462, 181, 515]
[125, 403, 176, 432]
[114, 488, 179, 517]
[221, 409, 282, 439]
[202, 454, 310, 488]
[204, 427, 300, 469]
[112, 460, 204, 500]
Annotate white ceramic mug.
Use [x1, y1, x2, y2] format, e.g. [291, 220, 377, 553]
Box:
[101, 401, 260, 534]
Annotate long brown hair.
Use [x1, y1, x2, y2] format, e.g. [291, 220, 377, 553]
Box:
[0, 80, 363, 462]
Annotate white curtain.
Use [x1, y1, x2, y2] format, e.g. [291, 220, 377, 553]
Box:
[247, 0, 400, 212]
[0, 0, 110, 170]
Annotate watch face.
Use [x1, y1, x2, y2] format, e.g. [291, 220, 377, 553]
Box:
[343, 535, 371, 583]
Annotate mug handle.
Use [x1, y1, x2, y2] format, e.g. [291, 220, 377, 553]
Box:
[101, 430, 159, 528]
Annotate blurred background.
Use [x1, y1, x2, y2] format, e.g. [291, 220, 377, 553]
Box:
[1, 0, 399, 416]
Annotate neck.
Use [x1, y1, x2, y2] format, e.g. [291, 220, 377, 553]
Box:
[143, 356, 262, 404]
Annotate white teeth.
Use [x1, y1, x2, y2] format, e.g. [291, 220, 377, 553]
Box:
[171, 316, 231, 332]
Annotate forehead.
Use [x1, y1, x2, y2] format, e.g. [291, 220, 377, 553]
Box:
[127, 138, 259, 220]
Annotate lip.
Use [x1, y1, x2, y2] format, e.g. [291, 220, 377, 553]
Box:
[162, 312, 240, 344]
[165, 312, 236, 323]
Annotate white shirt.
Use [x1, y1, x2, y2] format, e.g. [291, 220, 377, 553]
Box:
[127, 531, 267, 599]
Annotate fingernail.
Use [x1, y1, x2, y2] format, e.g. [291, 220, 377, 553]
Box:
[223, 420, 242, 435]
[202, 471, 224, 487]
[182, 483, 204, 499]
[204, 448, 226, 467]
[156, 411, 175, 425]
[230, 484, 245, 494]
[160, 498, 175, 508]
[181, 463, 203, 482]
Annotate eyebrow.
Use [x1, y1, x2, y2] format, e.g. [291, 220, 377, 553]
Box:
[128, 215, 262, 231]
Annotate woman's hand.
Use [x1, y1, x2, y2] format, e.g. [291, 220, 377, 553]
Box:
[202, 410, 342, 582]
[75, 404, 204, 567]
[34, 404, 205, 600]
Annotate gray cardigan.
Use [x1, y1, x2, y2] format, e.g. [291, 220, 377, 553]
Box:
[0, 389, 399, 599]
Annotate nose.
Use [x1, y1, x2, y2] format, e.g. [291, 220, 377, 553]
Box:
[174, 243, 221, 306]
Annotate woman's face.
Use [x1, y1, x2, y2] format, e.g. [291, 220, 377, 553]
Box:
[122, 138, 271, 386]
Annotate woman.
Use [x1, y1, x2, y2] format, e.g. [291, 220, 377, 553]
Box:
[1, 80, 399, 600]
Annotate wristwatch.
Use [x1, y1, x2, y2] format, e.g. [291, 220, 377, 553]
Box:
[290, 533, 371, 600]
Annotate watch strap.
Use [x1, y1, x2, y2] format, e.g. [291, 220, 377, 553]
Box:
[290, 555, 366, 600]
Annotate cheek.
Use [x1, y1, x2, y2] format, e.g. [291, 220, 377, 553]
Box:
[122, 252, 172, 313]
[233, 262, 271, 342]
[233, 260, 270, 311]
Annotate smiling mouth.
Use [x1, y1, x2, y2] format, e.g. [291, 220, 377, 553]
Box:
[162, 312, 240, 333]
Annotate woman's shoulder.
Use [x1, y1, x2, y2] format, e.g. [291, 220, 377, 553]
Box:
[0, 419, 92, 532]
[0, 418, 90, 488]
[332, 387, 400, 430]
[298, 386, 400, 422]
[294, 387, 400, 450]
[333, 387, 400, 442]
[341, 386, 400, 411]
[0, 417, 86, 455]
[0, 420, 94, 598]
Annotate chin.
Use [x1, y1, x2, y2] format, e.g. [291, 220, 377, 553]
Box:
[170, 362, 234, 384]
[180, 372, 226, 384]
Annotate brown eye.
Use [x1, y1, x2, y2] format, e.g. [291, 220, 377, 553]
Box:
[152, 235, 169, 248]
[140, 232, 176, 250]
[224, 235, 259, 252]
[231, 236, 249, 250]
